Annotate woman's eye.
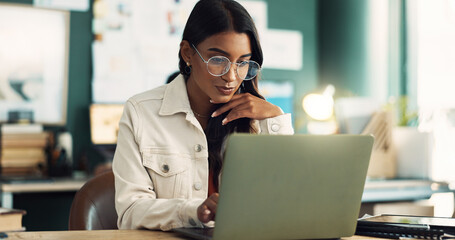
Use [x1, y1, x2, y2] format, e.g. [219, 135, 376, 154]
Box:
[238, 61, 249, 66]
[211, 57, 225, 64]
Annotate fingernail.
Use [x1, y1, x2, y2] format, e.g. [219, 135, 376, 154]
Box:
[211, 112, 217, 117]
[222, 118, 227, 125]
[204, 209, 211, 215]
[209, 99, 214, 103]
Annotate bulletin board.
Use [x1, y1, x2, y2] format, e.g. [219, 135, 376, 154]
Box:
[91, 0, 198, 103]
[91, 0, 303, 104]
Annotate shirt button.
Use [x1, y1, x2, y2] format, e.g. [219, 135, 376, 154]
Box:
[189, 218, 197, 226]
[193, 182, 202, 191]
[194, 144, 203, 152]
[161, 164, 170, 173]
[271, 123, 280, 132]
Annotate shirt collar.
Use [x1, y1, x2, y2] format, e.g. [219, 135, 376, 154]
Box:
[159, 74, 192, 116]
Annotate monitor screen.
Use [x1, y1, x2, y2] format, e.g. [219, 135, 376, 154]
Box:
[0, 3, 69, 125]
[89, 104, 124, 145]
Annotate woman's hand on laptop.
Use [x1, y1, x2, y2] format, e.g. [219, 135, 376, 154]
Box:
[197, 193, 219, 223]
[210, 93, 283, 125]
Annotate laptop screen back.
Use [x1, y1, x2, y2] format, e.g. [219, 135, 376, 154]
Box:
[212, 134, 374, 240]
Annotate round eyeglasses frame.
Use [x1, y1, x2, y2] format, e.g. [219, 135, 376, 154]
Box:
[191, 44, 260, 81]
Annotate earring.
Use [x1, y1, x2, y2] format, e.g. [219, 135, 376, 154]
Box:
[185, 62, 192, 74]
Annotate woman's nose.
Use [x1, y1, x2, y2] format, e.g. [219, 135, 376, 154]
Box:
[223, 63, 237, 82]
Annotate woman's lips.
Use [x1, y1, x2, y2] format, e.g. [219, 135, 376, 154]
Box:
[216, 86, 235, 95]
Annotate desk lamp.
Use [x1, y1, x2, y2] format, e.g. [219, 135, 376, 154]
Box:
[302, 84, 337, 134]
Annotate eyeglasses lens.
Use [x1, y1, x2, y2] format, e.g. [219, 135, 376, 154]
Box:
[236, 62, 250, 80]
[207, 57, 229, 76]
[207, 57, 259, 80]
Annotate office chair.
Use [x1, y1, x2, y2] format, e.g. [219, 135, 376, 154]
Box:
[68, 170, 118, 230]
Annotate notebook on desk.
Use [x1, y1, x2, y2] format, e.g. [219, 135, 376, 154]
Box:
[174, 134, 374, 240]
[356, 214, 455, 239]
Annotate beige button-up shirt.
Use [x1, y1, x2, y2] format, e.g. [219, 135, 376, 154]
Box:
[113, 75, 294, 231]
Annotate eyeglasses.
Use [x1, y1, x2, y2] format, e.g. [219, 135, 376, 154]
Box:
[192, 44, 260, 80]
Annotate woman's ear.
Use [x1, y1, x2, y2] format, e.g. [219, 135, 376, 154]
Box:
[180, 40, 193, 65]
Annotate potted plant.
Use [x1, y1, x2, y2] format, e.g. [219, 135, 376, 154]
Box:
[392, 96, 432, 179]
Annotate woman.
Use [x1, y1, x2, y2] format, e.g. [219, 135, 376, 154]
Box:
[113, 0, 294, 231]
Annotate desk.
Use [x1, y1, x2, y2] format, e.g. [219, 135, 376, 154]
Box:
[5, 230, 385, 240]
[361, 179, 454, 217]
[3, 178, 446, 208]
[0, 178, 87, 208]
[363, 179, 452, 202]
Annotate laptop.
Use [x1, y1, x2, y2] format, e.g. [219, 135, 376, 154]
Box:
[174, 134, 374, 240]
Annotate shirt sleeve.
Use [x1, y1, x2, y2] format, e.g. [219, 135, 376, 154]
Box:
[257, 113, 294, 135]
[113, 100, 205, 231]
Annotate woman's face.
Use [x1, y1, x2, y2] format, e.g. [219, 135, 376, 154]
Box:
[184, 31, 252, 104]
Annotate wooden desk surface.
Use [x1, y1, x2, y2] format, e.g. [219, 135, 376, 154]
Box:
[5, 230, 385, 240]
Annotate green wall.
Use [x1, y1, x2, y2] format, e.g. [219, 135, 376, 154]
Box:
[318, 0, 406, 108]
[263, 0, 318, 132]
[318, 0, 369, 97]
[65, 6, 93, 171]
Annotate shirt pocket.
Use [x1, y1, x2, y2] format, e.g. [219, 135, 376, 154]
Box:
[142, 149, 191, 199]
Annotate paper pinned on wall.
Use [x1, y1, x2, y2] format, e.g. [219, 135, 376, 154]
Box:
[238, 1, 268, 38]
[259, 81, 294, 116]
[91, 0, 198, 103]
[34, 0, 89, 12]
[92, 80, 146, 104]
[262, 29, 303, 70]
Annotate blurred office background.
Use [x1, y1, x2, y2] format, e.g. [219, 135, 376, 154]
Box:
[0, 0, 454, 231]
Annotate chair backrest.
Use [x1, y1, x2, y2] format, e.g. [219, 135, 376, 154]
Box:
[68, 170, 118, 230]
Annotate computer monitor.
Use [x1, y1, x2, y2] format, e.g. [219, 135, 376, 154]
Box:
[89, 104, 124, 146]
[0, 3, 69, 125]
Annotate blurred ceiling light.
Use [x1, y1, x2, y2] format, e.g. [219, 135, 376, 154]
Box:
[302, 84, 335, 121]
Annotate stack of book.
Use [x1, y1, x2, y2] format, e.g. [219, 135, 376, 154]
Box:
[0, 124, 49, 177]
[0, 207, 26, 232]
